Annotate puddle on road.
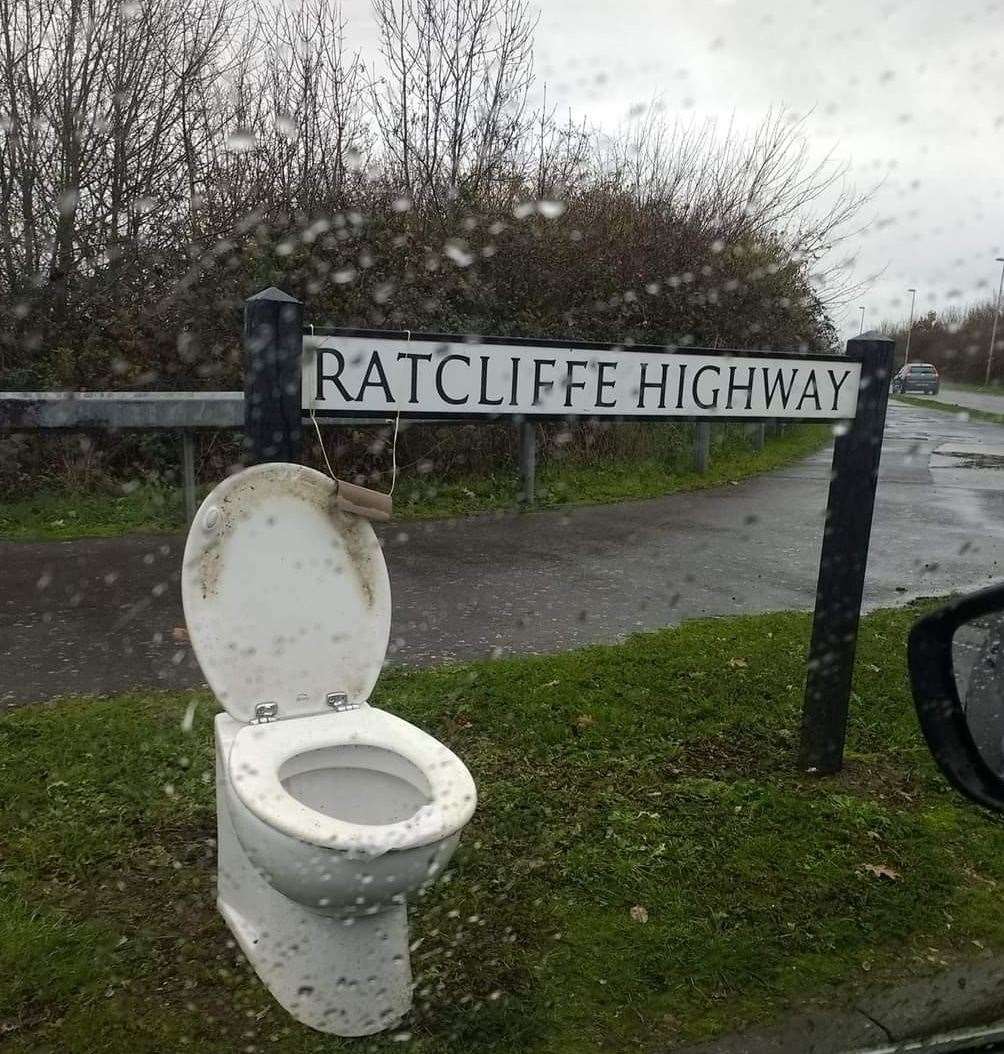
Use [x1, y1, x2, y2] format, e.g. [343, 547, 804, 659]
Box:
[932, 443, 1004, 470]
[949, 454, 1004, 470]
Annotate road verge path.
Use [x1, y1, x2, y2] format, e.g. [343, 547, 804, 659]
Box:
[4, 402, 1004, 705]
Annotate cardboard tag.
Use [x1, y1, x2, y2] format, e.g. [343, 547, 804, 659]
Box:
[331, 478, 392, 522]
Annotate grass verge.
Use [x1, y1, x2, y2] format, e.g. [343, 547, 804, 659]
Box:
[893, 394, 1004, 425]
[396, 422, 830, 519]
[0, 484, 189, 542]
[0, 423, 831, 540]
[942, 382, 1004, 396]
[4, 601, 1004, 1053]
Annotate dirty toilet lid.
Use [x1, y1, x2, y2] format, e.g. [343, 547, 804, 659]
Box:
[181, 463, 391, 723]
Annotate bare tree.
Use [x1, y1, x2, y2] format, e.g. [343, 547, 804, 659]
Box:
[0, 0, 873, 383]
[525, 85, 591, 201]
[0, 0, 233, 312]
[197, 0, 369, 229]
[598, 104, 876, 308]
[371, 0, 536, 205]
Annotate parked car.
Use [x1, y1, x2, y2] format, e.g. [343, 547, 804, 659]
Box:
[892, 362, 940, 394]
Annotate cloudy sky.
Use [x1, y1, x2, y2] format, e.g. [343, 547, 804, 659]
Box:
[344, 0, 1004, 339]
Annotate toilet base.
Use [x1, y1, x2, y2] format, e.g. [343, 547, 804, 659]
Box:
[218, 894, 411, 1037]
[216, 718, 412, 1036]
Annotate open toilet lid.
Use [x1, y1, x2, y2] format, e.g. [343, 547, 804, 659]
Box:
[181, 463, 391, 723]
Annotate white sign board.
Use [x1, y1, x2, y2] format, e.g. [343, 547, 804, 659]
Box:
[302, 334, 860, 419]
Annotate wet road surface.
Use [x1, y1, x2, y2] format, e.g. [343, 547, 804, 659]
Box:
[4, 401, 1004, 706]
[911, 386, 1004, 415]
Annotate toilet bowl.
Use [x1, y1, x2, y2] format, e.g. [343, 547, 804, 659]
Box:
[182, 462, 477, 1036]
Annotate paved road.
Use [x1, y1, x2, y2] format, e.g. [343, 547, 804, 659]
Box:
[4, 401, 1004, 707]
[912, 385, 1004, 415]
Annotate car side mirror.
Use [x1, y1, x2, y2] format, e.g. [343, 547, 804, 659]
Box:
[909, 582, 1004, 812]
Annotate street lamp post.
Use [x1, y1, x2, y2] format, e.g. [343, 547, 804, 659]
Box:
[904, 288, 917, 366]
[987, 258, 1004, 387]
[859, 306, 866, 335]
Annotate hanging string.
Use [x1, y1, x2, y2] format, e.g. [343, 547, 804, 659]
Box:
[388, 331, 407, 495]
[310, 327, 405, 496]
[311, 408, 337, 480]
[305, 321, 337, 483]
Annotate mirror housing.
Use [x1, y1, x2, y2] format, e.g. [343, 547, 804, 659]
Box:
[909, 581, 1004, 813]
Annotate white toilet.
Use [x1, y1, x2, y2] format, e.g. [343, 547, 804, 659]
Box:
[181, 462, 477, 1037]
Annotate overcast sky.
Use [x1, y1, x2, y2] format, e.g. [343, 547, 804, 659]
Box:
[343, 0, 1004, 340]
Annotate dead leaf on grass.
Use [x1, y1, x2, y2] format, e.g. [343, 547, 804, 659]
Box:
[858, 863, 901, 881]
[630, 905, 649, 923]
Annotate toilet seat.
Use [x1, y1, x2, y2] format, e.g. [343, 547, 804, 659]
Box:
[181, 462, 391, 723]
[228, 706, 476, 856]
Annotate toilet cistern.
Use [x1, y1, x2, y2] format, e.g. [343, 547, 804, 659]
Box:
[181, 462, 477, 1037]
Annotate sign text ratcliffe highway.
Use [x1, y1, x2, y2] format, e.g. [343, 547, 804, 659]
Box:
[303, 334, 860, 420]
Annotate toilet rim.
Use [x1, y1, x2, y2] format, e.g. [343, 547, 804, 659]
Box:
[226, 706, 477, 857]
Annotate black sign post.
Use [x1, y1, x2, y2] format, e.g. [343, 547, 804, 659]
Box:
[799, 333, 894, 774]
[243, 287, 304, 465]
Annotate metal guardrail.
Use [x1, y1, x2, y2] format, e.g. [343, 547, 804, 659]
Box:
[0, 390, 245, 430]
[0, 391, 407, 522]
[0, 389, 772, 522]
[0, 390, 474, 430]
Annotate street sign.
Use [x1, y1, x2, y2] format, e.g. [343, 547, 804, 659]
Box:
[302, 333, 861, 420]
[244, 289, 894, 777]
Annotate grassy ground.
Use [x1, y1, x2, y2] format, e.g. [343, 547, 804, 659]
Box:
[0, 423, 830, 541]
[395, 422, 830, 519]
[893, 393, 1004, 426]
[0, 484, 189, 542]
[4, 602, 1004, 1053]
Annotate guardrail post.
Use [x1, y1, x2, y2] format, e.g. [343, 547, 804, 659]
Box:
[799, 333, 894, 774]
[181, 432, 197, 524]
[694, 420, 711, 473]
[520, 420, 536, 505]
[243, 287, 304, 465]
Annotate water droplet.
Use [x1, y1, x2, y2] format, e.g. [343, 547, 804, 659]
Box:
[444, 242, 473, 267]
[225, 128, 256, 153]
[275, 114, 297, 138]
[537, 200, 566, 219]
[58, 189, 79, 216]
